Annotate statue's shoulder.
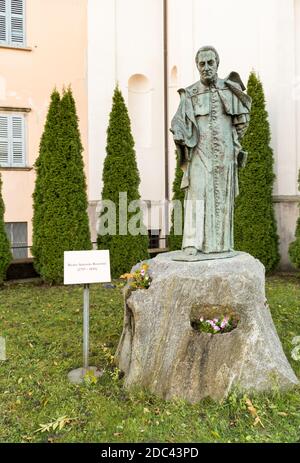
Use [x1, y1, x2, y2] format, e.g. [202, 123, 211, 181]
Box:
[184, 80, 204, 97]
[223, 72, 252, 110]
[216, 78, 227, 90]
[224, 71, 246, 91]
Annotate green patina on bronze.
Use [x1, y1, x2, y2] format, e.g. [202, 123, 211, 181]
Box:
[171, 46, 251, 257]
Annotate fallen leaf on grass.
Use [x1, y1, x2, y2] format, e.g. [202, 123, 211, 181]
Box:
[34, 416, 78, 434]
[245, 398, 264, 428]
[245, 398, 256, 417]
[253, 416, 264, 428]
[21, 435, 33, 442]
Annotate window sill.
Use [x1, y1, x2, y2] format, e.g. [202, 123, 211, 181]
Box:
[0, 167, 33, 171]
[0, 106, 31, 113]
[0, 44, 32, 52]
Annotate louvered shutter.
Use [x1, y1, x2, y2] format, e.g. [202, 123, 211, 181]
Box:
[11, 115, 25, 166]
[0, 115, 9, 166]
[10, 0, 24, 45]
[0, 0, 7, 43]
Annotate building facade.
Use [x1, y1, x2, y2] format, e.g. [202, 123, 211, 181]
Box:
[1, 0, 300, 268]
[0, 0, 88, 258]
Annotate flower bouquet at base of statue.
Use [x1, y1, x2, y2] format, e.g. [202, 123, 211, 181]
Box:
[120, 263, 151, 290]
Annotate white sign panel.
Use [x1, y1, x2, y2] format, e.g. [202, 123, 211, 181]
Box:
[64, 250, 111, 285]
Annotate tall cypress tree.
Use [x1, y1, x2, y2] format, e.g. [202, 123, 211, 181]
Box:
[0, 173, 12, 283]
[234, 72, 279, 272]
[168, 151, 185, 251]
[32, 89, 61, 277]
[289, 171, 300, 268]
[32, 88, 92, 284]
[97, 86, 149, 278]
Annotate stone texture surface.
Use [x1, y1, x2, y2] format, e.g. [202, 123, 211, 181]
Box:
[115, 251, 299, 402]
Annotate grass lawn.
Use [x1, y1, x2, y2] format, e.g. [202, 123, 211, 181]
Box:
[0, 275, 299, 443]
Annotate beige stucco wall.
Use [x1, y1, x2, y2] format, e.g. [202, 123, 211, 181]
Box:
[0, 0, 88, 251]
[87, 0, 165, 234]
[274, 199, 299, 270]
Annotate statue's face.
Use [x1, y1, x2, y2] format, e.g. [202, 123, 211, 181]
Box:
[197, 50, 218, 83]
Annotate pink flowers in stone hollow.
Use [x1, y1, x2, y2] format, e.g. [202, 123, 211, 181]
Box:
[205, 316, 231, 333]
[207, 320, 221, 331]
[192, 314, 239, 334]
[220, 316, 229, 329]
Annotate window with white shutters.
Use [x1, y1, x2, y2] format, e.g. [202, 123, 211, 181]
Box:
[0, 0, 8, 43]
[0, 114, 25, 167]
[0, 0, 25, 46]
[0, 115, 9, 166]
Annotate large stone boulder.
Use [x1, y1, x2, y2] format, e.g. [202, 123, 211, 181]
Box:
[115, 252, 299, 402]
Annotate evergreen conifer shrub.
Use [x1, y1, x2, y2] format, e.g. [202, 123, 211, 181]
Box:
[97, 86, 149, 278]
[234, 72, 279, 272]
[32, 89, 61, 278]
[168, 151, 185, 251]
[0, 173, 12, 283]
[289, 171, 300, 268]
[32, 88, 92, 284]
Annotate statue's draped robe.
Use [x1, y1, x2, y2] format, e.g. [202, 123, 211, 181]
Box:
[171, 76, 251, 253]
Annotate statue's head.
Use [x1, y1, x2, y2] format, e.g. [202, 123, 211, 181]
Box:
[195, 46, 219, 84]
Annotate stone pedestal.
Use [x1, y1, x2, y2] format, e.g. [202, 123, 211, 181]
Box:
[115, 252, 299, 402]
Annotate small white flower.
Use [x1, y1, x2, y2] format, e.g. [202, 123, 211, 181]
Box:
[291, 336, 300, 346]
[291, 345, 300, 361]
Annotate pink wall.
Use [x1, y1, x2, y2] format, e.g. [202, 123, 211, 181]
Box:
[0, 0, 88, 249]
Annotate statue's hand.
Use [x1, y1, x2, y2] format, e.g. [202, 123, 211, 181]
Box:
[236, 123, 248, 140]
[237, 150, 248, 168]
